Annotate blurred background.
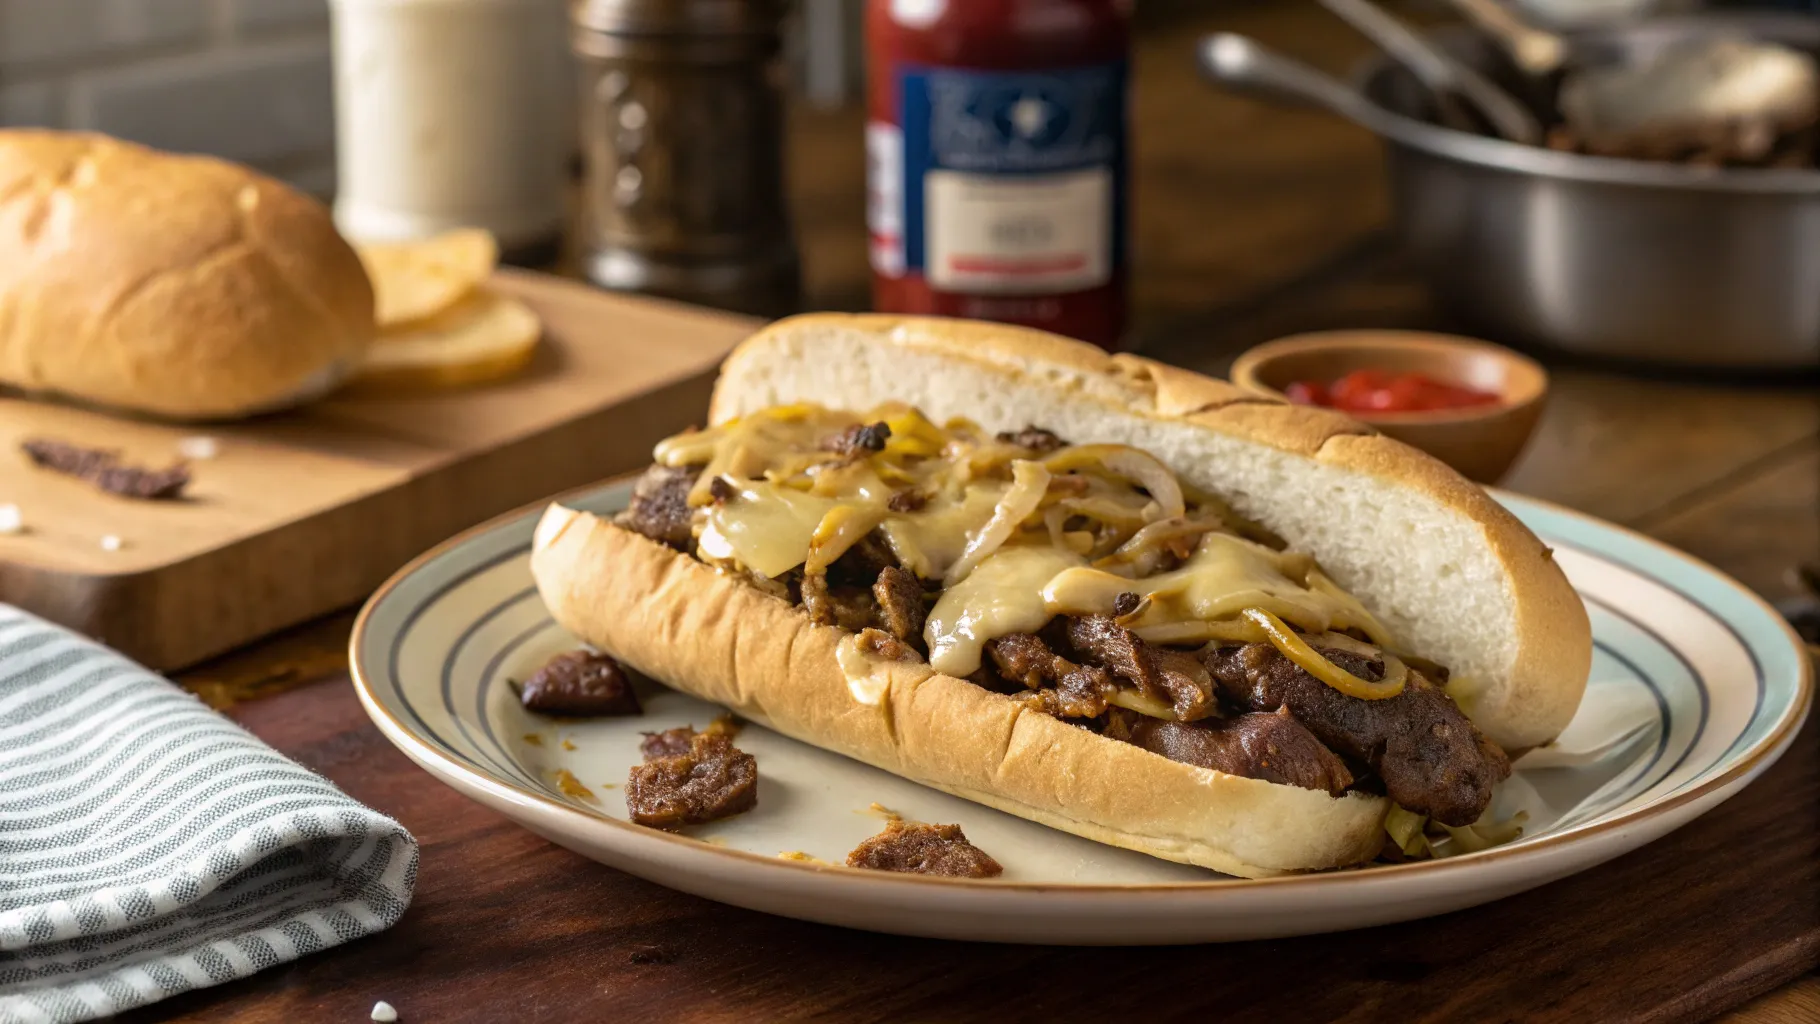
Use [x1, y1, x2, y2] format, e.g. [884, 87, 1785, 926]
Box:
[2, 0, 1817, 345]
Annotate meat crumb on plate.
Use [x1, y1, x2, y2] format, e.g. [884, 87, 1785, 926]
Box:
[625, 730, 758, 829]
[847, 821, 1002, 878]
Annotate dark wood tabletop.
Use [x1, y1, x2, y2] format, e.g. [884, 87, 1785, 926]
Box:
[131, 1, 1818, 1021]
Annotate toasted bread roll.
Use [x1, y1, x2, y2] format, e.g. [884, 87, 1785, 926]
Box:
[0, 130, 374, 419]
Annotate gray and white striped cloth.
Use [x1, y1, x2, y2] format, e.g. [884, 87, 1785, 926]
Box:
[0, 606, 418, 1023]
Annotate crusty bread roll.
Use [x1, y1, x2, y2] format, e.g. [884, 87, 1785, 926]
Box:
[0, 130, 374, 419]
[531, 315, 1592, 877]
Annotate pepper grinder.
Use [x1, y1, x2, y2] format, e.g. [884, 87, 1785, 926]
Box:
[571, 0, 800, 318]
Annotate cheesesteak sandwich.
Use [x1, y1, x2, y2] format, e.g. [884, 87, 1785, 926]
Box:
[531, 316, 1591, 877]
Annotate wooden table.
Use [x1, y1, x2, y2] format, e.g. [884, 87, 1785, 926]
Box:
[131, 2, 1818, 1020]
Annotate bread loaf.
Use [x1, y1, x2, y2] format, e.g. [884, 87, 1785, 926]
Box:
[0, 130, 375, 419]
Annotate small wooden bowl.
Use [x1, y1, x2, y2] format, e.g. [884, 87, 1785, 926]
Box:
[1230, 331, 1548, 483]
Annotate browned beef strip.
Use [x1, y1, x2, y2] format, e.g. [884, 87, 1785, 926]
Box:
[986, 633, 1070, 690]
[981, 633, 1116, 719]
[1065, 616, 1217, 721]
[826, 530, 900, 586]
[1201, 643, 1509, 825]
[639, 726, 697, 761]
[995, 426, 1067, 454]
[625, 731, 758, 829]
[887, 489, 927, 513]
[873, 566, 925, 644]
[1104, 708, 1353, 797]
[846, 821, 1003, 877]
[1014, 665, 1116, 719]
[519, 650, 641, 717]
[800, 572, 877, 632]
[855, 627, 920, 662]
[824, 421, 891, 456]
[617, 463, 700, 549]
[965, 664, 1023, 695]
[22, 438, 191, 500]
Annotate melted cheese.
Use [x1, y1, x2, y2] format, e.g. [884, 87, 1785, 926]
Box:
[925, 546, 1086, 677]
[1043, 533, 1358, 643]
[652, 401, 1398, 680]
[704, 483, 840, 578]
[704, 477, 1009, 581]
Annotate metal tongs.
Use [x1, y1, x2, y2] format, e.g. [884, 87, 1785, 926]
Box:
[1317, 0, 1544, 145]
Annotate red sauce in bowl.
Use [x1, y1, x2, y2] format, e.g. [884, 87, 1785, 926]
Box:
[1285, 370, 1501, 414]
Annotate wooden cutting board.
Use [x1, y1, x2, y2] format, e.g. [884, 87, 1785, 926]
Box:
[0, 269, 756, 670]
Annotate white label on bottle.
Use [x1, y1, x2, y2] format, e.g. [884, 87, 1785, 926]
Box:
[923, 167, 1111, 295]
[867, 121, 906, 279]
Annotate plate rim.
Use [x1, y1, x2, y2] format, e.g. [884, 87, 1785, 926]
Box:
[348, 478, 1815, 894]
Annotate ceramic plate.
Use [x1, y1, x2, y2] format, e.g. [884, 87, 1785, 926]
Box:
[350, 480, 1812, 944]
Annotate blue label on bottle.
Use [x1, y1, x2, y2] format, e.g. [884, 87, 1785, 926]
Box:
[881, 62, 1126, 295]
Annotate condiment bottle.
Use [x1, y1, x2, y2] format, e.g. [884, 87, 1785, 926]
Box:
[571, 0, 800, 318]
[329, 0, 571, 261]
[866, 0, 1131, 349]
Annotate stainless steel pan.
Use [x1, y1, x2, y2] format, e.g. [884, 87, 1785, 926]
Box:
[1202, 16, 1820, 369]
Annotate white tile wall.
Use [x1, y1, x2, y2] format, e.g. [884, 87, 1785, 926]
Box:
[0, 80, 61, 127]
[71, 40, 334, 164]
[0, 0, 211, 67]
[229, 0, 329, 33]
[0, 0, 335, 194]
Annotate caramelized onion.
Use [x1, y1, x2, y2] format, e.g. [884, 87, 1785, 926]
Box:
[1043, 444, 1185, 520]
[943, 460, 1050, 586]
[1095, 516, 1220, 577]
[1306, 568, 1398, 650]
[1107, 689, 1178, 720]
[1242, 608, 1407, 700]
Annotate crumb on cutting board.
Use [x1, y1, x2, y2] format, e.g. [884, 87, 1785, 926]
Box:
[177, 436, 220, 460]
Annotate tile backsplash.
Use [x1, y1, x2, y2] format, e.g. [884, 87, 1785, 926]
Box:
[0, 0, 336, 195]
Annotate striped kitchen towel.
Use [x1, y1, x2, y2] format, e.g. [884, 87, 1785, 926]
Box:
[0, 606, 418, 1024]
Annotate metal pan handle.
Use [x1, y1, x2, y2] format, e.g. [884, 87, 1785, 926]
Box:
[1196, 34, 1394, 136]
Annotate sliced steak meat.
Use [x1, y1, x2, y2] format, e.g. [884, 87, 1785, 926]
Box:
[964, 664, 1023, 695]
[846, 821, 1003, 877]
[823, 421, 891, 457]
[1015, 664, 1115, 719]
[800, 572, 877, 632]
[1104, 708, 1353, 796]
[827, 530, 900, 585]
[22, 438, 191, 500]
[855, 626, 920, 663]
[986, 633, 1069, 690]
[519, 650, 641, 717]
[995, 426, 1067, 454]
[981, 633, 1115, 719]
[639, 726, 698, 761]
[886, 489, 928, 513]
[1201, 642, 1509, 825]
[1065, 616, 1216, 721]
[617, 463, 700, 549]
[873, 566, 925, 644]
[625, 731, 758, 829]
